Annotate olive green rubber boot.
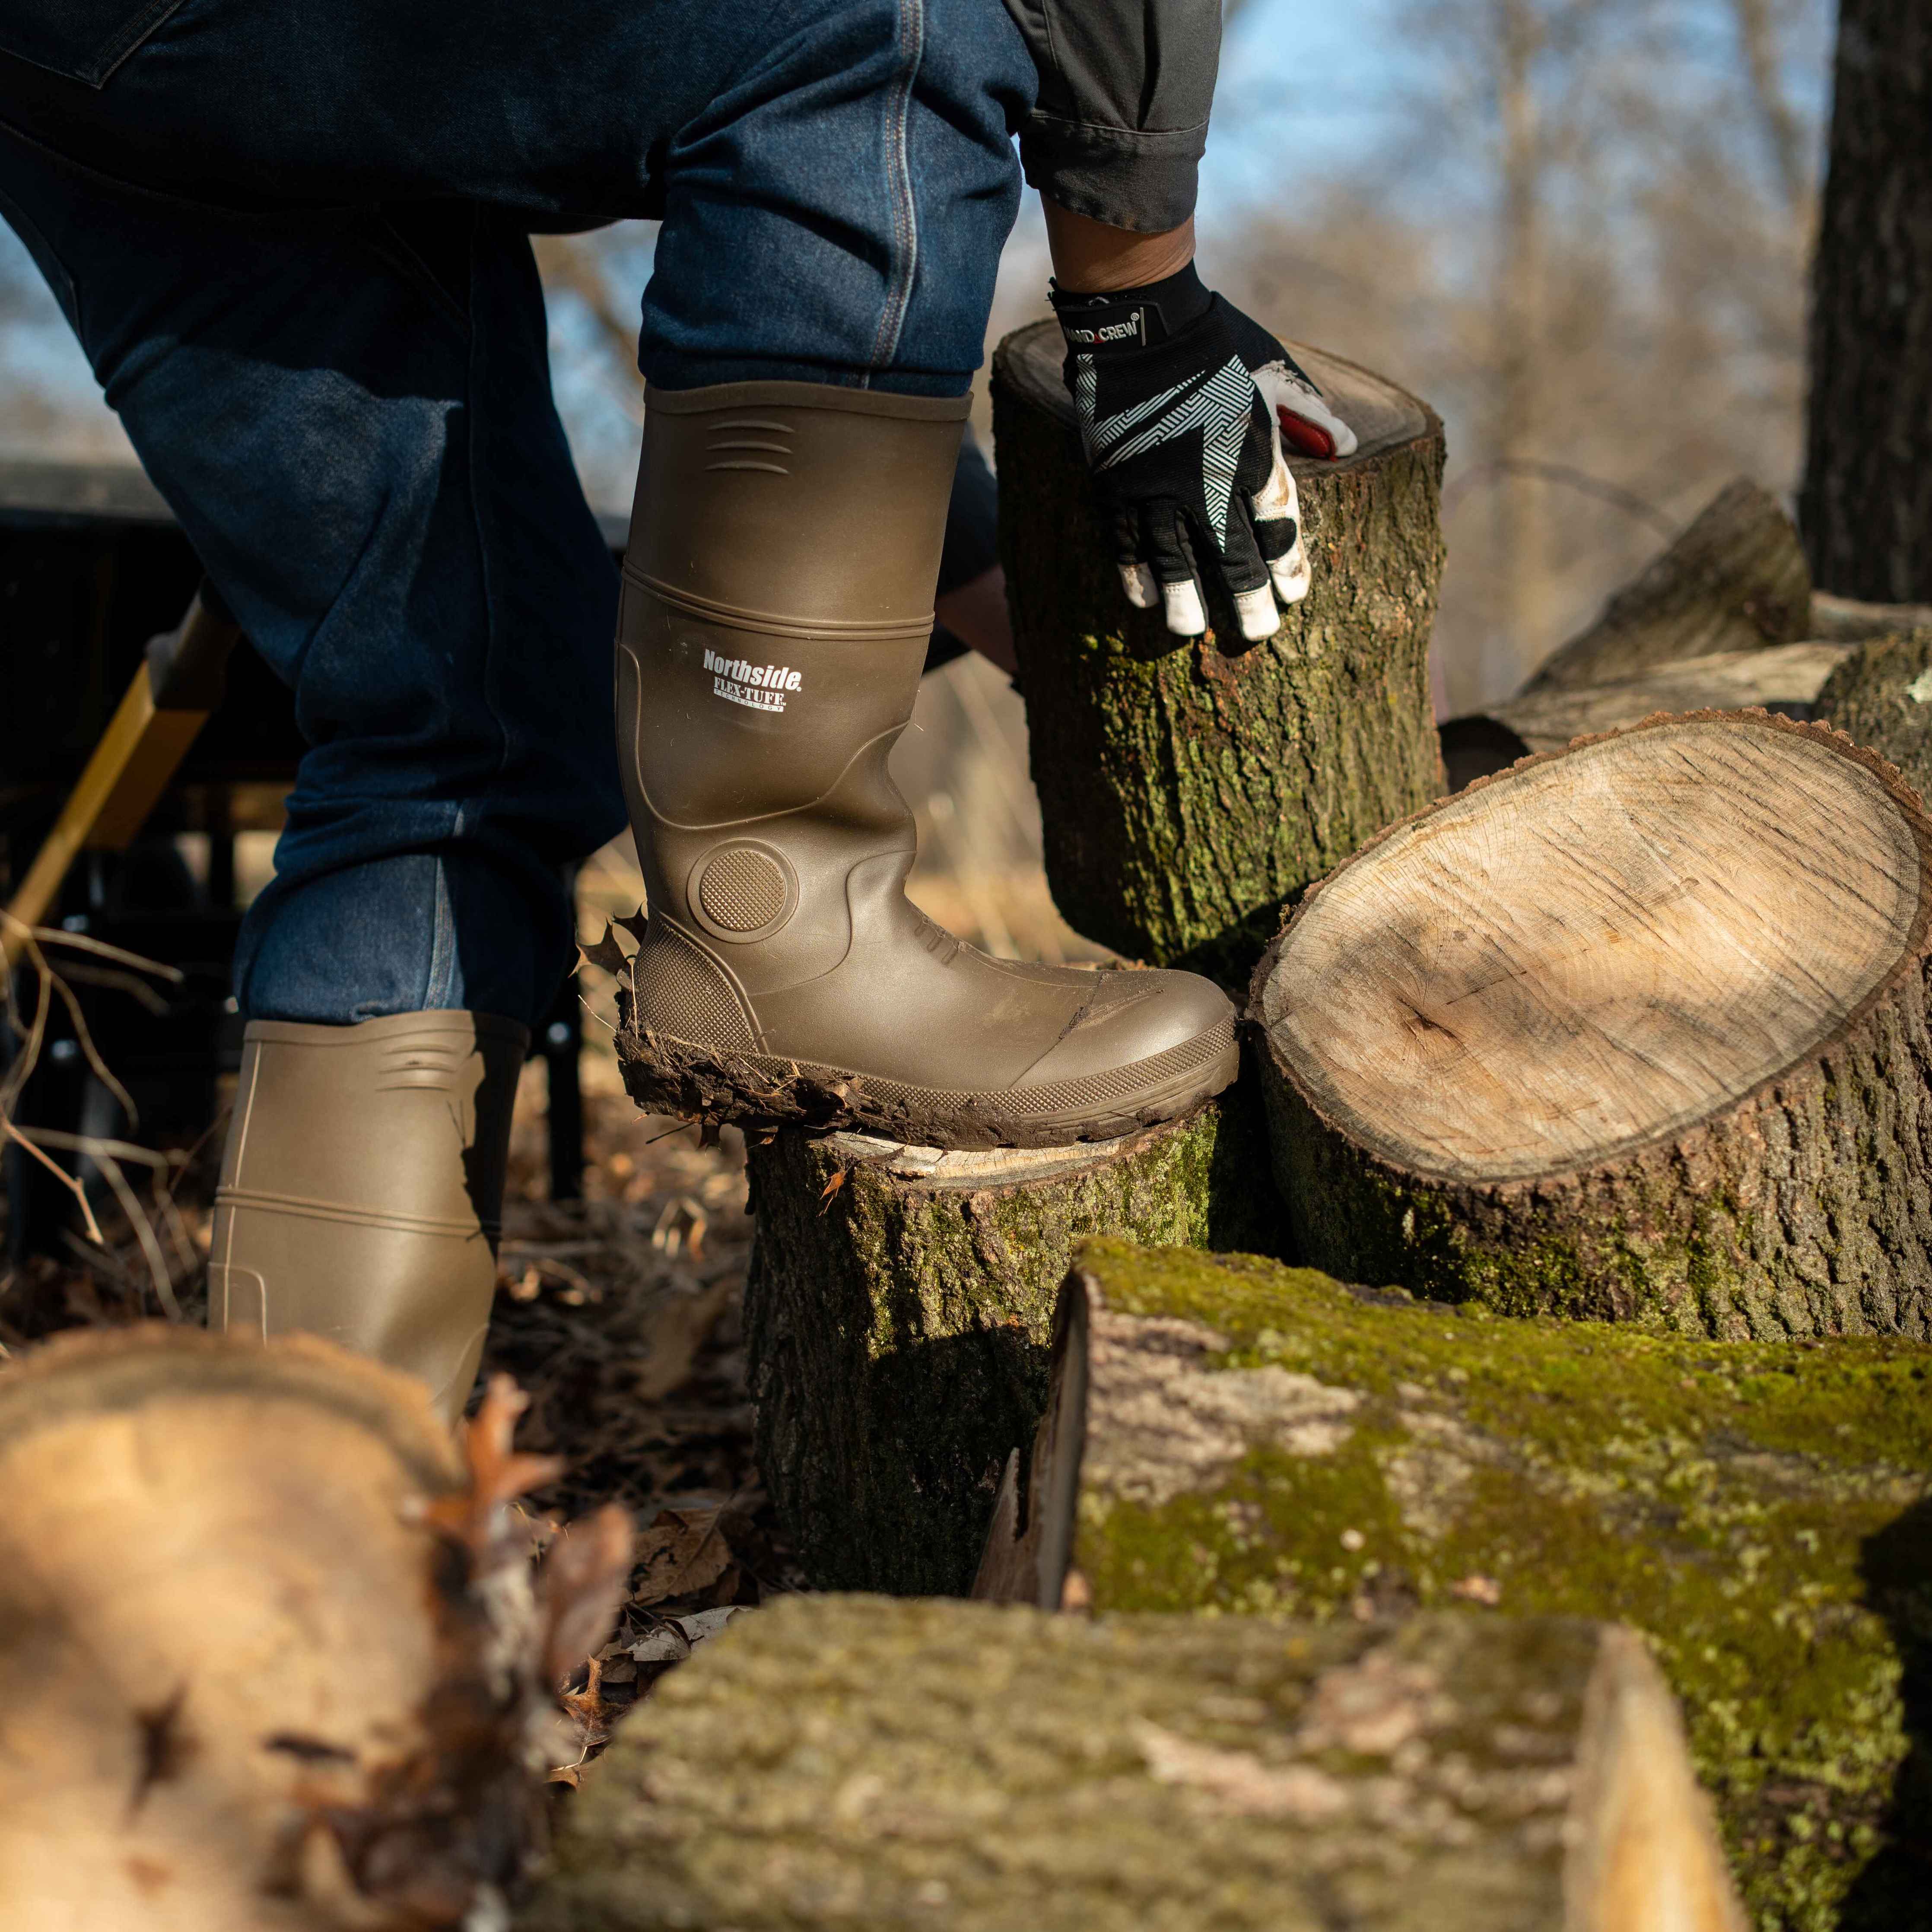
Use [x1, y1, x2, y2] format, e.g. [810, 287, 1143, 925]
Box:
[207, 1011, 527, 1426]
[616, 382, 1236, 1149]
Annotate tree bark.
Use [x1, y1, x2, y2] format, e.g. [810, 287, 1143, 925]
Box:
[1249, 712, 1932, 1337]
[1492, 642, 1851, 751]
[991, 321, 1446, 985]
[0, 1328, 626, 1932]
[1813, 627, 1932, 806]
[743, 1093, 1277, 1596]
[1516, 480, 1811, 695]
[1801, 3, 1932, 600]
[527, 1593, 1745, 1932]
[975, 1240, 1932, 1932]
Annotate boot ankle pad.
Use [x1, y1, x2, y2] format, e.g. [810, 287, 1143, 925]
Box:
[693, 843, 795, 940]
[633, 925, 757, 1050]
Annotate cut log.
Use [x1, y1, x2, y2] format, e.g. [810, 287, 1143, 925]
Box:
[743, 1092, 1278, 1595]
[1492, 642, 1852, 751]
[1811, 591, 1932, 642]
[1250, 710, 1932, 1336]
[975, 1239, 1932, 1929]
[1812, 627, 1932, 805]
[526, 1592, 1747, 1932]
[992, 321, 1445, 982]
[0, 1326, 629, 1932]
[1517, 480, 1810, 695]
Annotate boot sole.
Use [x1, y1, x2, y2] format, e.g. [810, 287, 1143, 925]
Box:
[617, 1018, 1240, 1150]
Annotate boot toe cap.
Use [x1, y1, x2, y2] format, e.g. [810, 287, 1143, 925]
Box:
[1019, 968, 1235, 1090]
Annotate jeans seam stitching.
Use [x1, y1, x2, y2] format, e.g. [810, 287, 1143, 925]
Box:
[865, 0, 924, 384]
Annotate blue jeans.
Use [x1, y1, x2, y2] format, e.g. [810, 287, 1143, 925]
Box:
[0, 0, 1032, 1026]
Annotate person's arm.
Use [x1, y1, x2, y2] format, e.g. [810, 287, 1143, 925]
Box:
[1002, 0, 1222, 235]
[1043, 207, 1360, 641]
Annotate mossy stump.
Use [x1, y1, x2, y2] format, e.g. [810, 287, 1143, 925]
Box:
[991, 321, 1446, 985]
[1251, 712, 1932, 1335]
[744, 1093, 1277, 1595]
[526, 1593, 1745, 1932]
[1814, 627, 1932, 804]
[975, 1239, 1932, 1930]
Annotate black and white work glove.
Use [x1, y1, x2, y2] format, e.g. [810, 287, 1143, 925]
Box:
[1052, 263, 1357, 641]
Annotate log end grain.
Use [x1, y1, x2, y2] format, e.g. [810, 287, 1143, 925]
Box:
[1251, 711, 1932, 1337]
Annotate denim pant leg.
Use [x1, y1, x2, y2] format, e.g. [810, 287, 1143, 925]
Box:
[0, 0, 1035, 394]
[0, 129, 627, 1027]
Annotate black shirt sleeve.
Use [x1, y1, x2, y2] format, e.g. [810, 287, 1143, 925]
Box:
[1001, 0, 1222, 233]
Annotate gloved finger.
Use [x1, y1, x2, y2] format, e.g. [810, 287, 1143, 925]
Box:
[1246, 427, 1311, 609]
[1211, 502, 1281, 642]
[1252, 358, 1359, 461]
[1109, 503, 1159, 610]
[1141, 502, 1208, 637]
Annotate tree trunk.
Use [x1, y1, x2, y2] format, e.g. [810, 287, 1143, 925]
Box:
[991, 322, 1445, 985]
[743, 1093, 1277, 1596]
[1516, 480, 1811, 695]
[0, 1328, 626, 1932]
[1250, 711, 1932, 1337]
[1813, 627, 1932, 804]
[527, 1593, 1746, 1932]
[1801, 3, 1932, 601]
[1811, 592, 1932, 642]
[975, 1239, 1932, 1931]
[1492, 642, 1852, 751]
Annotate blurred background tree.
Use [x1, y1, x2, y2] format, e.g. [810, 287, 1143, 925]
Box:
[0, 0, 1837, 960]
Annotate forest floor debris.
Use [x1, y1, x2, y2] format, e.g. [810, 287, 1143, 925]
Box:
[0, 1065, 799, 1777]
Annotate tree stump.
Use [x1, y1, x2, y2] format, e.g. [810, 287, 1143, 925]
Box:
[0, 1327, 629, 1932]
[991, 321, 1445, 983]
[526, 1593, 1746, 1932]
[975, 1239, 1932, 1929]
[744, 1093, 1277, 1596]
[1516, 479, 1811, 695]
[1250, 711, 1932, 1335]
[1814, 627, 1932, 804]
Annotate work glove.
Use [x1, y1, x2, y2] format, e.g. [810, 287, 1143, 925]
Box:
[1051, 263, 1357, 641]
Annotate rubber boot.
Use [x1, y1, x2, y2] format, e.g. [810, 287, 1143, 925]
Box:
[616, 382, 1237, 1149]
[207, 1011, 527, 1426]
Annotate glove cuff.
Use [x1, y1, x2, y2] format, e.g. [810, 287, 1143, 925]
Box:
[1050, 261, 1213, 355]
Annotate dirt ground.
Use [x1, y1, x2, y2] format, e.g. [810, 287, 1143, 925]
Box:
[0, 1058, 800, 1771]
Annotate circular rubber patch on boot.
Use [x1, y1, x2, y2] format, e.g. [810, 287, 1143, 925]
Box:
[689, 843, 797, 944]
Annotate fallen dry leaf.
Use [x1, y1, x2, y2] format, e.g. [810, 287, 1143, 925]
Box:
[631, 1505, 733, 1606]
[630, 1277, 735, 1402]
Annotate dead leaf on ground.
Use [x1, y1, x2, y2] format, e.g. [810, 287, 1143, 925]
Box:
[631, 1505, 733, 1605]
[630, 1278, 735, 1402]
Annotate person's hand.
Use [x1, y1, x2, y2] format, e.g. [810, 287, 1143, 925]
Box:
[1051, 264, 1357, 640]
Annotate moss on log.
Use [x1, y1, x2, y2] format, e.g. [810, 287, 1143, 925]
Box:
[991, 321, 1446, 984]
[528, 1593, 1745, 1932]
[1517, 480, 1811, 695]
[744, 1093, 1278, 1595]
[1813, 628, 1932, 804]
[1251, 712, 1932, 1336]
[0, 1328, 629, 1931]
[976, 1240, 1932, 1931]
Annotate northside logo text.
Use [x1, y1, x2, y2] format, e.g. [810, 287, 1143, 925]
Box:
[704, 646, 802, 714]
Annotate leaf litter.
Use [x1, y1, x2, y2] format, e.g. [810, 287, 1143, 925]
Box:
[0, 1074, 804, 1794]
